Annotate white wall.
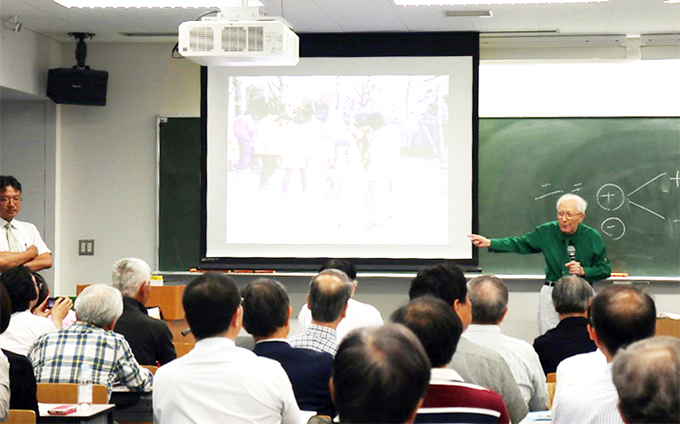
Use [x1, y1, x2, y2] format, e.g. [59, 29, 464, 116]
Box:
[2, 39, 678, 343]
[56, 43, 200, 294]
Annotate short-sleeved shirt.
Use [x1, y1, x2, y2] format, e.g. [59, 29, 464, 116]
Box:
[0, 218, 50, 255]
[28, 322, 152, 395]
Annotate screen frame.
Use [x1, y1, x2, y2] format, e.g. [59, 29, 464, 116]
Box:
[199, 31, 480, 272]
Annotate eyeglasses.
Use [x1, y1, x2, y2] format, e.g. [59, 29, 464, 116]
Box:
[557, 211, 581, 220]
[0, 196, 21, 205]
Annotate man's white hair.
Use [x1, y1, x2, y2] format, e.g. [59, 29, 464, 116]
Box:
[75, 284, 123, 328]
[556, 193, 587, 214]
[112, 258, 151, 297]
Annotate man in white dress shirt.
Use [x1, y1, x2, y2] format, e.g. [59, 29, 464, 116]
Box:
[153, 273, 300, 424]
[297, 259, 383, 342]
[0, 176, 52, 273]
[463, 275, 549, 411]
[551, 285, 656, 424]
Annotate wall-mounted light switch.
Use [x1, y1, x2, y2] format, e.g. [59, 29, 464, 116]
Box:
[79, 239, 95, 256]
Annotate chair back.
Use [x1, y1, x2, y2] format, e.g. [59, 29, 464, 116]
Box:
[37, 382, 108, 404]
[173, 342, 195, 357]
[546, 372, 557, 383]
[5, 409, 36, 424]
[548, 382, 557, 409]
[142, 365, 158, 375]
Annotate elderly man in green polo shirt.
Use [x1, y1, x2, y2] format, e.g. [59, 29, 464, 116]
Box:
[468, 193, 611, 335]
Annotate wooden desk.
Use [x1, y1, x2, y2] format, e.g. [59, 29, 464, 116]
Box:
[39, 404, 115, 424]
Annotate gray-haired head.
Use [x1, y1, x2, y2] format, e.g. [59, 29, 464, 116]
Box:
[556, 193, 587, 214]
[552, 275, 594, 315]
[467, 275, 508, 325]
[111, 258, 151, 297]
[309, 269, 353, 323]
[75, 284, 124, 328]
[612, 336, 680, 424]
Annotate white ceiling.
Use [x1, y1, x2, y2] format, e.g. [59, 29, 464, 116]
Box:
[0, 0, 678, 44]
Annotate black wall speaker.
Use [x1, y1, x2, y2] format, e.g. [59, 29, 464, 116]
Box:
[47, 68, 109, 106]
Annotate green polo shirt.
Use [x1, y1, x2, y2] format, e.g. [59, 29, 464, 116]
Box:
[489, 221, 611, 284]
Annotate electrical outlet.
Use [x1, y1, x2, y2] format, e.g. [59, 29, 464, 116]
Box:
[79, 239, 94, 256]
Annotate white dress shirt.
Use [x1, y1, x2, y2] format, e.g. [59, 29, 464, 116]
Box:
[153, 337, 300, 424]
[297, 298, 384, 342]
[463, 324, 548, 411]
[553, 349, 607, 400]
[0, 310, 55, 356]
[0, 218, 50, 255]
[551, 363, 623, 424]
[0, 351, 9, 422]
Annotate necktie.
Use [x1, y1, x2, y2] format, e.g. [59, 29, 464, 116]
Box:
[5, 223, 20, 253]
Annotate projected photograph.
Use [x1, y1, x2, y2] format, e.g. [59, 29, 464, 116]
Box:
[223, 75, 450, 245]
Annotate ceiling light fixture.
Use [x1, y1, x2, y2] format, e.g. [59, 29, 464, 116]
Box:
[395, 0, 608, 5]
[445, 10, 493, 17]
[52, 0, 263, 8]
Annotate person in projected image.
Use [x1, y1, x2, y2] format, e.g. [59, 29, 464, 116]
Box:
[254, 105, 286, 189]
[358, 113, 402, 229]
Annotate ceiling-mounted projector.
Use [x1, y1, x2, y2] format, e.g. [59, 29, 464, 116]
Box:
[178, 4, 299, 67]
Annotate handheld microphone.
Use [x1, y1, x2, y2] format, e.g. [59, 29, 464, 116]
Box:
[567, 245, 576, 262]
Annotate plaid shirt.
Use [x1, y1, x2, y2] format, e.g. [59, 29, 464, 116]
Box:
[28, 322, 152, 395]
[289, 323, 338, 356]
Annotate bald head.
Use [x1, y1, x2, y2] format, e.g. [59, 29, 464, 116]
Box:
[589, 285, 656, 357]
[467, 275, 508, 325]
[309, 269, 353, 323]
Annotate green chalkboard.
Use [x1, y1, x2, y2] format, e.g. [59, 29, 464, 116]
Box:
[158, 117, 680, 276]
[478, 118, 680, 277]
[158, 117, 202, 271]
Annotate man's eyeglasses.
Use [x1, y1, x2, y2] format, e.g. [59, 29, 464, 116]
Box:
[0, 196, 21, 205]
[557, 211, 581, 220]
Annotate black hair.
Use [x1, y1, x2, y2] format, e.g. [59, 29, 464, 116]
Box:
[391, 296, 463, 367]
[333, 325, 430, 424]
[241, 278, 289, 338]
[589, 285, 656, 356]
[32, 272, 49, 312]
[0, 176, 21, 193]
[183, 273, 240, 340]
[1, 266, 37, 313]
[0, 284, 11, 334]
[319, 259, 357, 281]
[409, 262, 467, 305]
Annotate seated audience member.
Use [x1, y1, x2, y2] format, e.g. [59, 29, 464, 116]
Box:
[111, 258, 176, 366]
[0, 265, 72, 355]
[28, 284, 152, 395]
[298, 259, 383, 342]
[31, 271, 77, 327]
[552, 285, 656, 424]
[612, 337, 680, 424]
[533, 275, 597, 374]
[242, 278, 334, 416]
[0, 284, 38, 417]
[153, 273, 300, 424]
[332, 324, 430, 424]
[290, 269, 353, 356]
[464, 275, 548, 411]
[391, 296, 510, 423]
[409, 264, 528, 423]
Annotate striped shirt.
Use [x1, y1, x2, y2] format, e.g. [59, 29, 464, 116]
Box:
[416, 368, 510, 424]
[552, 364, 624, 424]
[289, 323, 338, 356]
[28, 321, 152, 395]
[463, 325, 549, 411]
